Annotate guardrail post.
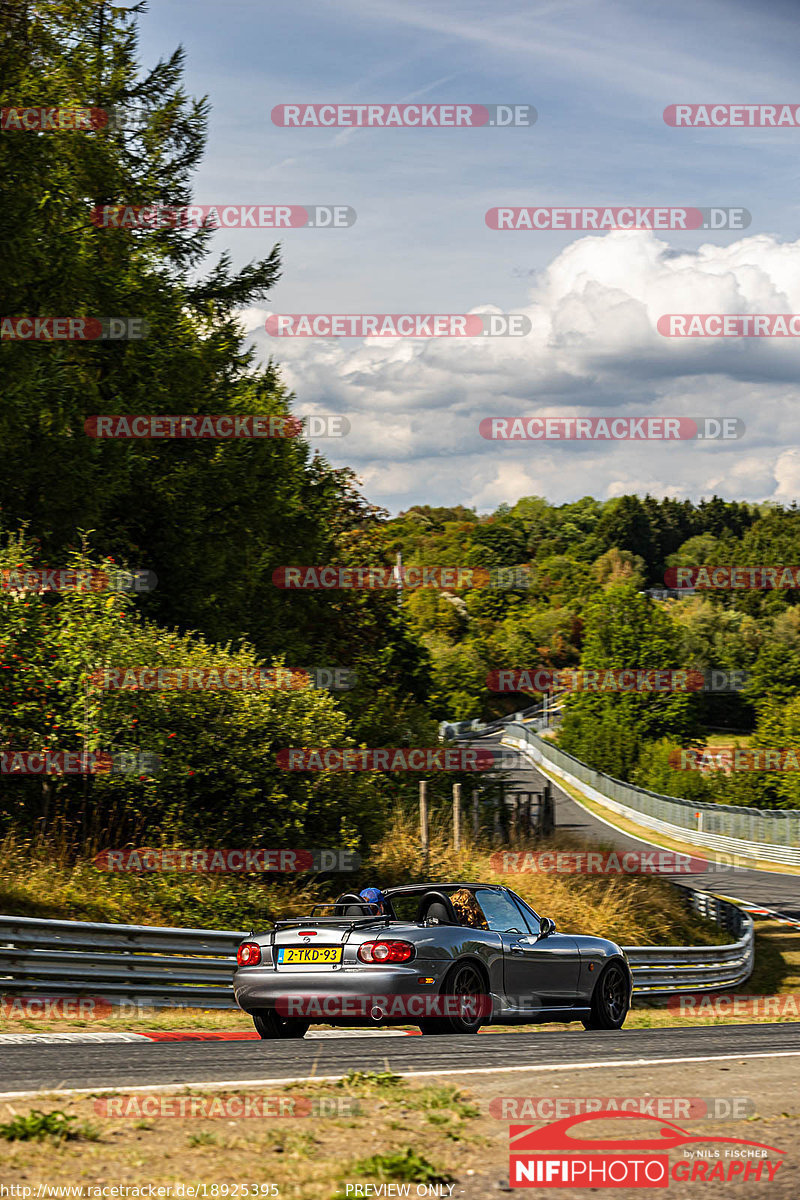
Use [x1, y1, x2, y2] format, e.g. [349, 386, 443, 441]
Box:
[472, 789, 480, 842]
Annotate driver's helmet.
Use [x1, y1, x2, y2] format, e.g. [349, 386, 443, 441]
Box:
[359, 886, 386, 913]
[450, 888, 489, 929]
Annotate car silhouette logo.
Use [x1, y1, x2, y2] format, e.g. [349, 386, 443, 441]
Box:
[510, 1111, 784, 1155]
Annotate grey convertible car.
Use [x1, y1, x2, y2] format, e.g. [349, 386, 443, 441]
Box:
[233, 882, 632, 1038]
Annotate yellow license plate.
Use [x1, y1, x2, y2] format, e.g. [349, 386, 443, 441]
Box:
[277, 946, 342, 965]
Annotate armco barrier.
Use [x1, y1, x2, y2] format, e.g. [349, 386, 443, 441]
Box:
[0, 895, 752, 1008]
[499, 722, 800, 867]
[0, 914, 243, 1009]
[623, 888, 754, 996]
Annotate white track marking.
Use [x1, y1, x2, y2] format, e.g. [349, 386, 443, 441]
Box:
[1, 1049, 799, 1101]
[0, 1032, 152, 1044]
[0, 1028, 412, 1046]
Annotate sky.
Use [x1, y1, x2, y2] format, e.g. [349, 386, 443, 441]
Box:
[137, 0, 800, 515]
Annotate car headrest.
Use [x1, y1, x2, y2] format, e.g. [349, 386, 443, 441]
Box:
[417, 890, 458, 925]
[334, 892, 372, 917]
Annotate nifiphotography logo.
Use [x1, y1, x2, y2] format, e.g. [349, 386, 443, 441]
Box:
[508, 1111, 784, 1188]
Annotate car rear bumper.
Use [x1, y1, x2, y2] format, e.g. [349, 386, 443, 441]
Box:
[233, 964, 446, 1022]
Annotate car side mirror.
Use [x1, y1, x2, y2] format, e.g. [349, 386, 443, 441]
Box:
[539, 917, 556, 938]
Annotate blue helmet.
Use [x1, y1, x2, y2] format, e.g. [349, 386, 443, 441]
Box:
[359, 887, 385, 908]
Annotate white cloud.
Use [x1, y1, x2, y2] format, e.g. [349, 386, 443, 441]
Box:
[242, 230, 800, 511]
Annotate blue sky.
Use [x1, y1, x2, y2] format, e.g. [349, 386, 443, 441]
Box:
[138, 0, 800, 514]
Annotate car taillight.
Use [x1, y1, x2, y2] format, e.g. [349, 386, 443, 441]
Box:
[237, 942, 262, 966]
[357, 940, 414, 964]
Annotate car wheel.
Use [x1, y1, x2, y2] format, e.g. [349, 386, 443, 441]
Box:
[581, 961, 630, 1030]
[419, 962, 487, 1035]
[252, 1010, 310, 1039]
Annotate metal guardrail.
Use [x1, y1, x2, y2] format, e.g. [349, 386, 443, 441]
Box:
[623, 889, 754, 997]
[0, 915, 244, 1009]
[0, 894, 753, 1009]
[439, 692, 567, 740]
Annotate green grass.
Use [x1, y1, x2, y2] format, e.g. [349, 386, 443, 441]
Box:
[348, 1148, 454, 1185]
[188, 1131, 218, 1147]
[0, 1110, 100, 1142]
[404, 1085, 480, 1120]
[335, 1071, 405, 1091]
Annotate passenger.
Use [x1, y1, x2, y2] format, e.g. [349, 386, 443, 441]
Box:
[450, 888, 489, 929]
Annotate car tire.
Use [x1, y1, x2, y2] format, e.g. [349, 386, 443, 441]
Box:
[418, 962, 488, 1035]
[252, 1010, 310, 1039]
[418, 1018, 450, 1035]
[581, 960, 630, 1030]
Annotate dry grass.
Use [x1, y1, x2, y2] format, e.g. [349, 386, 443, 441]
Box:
[370, 806, 727, 947]
[0, 835, 326, 930]
[0, 813, 724, 947]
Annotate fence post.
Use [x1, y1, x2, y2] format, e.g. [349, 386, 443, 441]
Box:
[540, 782, 555, 836]
[419, 780, 429, 865]
[499, 781, 509, 842]
[453, 782, 462, 851]
[472, 789, 480, 842]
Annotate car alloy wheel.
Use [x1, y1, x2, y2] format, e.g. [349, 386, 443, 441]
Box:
[582, 961, 630, 1030]
[419, 962, 487, 1035]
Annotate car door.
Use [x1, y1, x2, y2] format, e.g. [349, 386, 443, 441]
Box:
[476, 889, 581, 1010]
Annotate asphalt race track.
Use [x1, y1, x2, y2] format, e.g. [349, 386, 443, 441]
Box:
[1, 1023, 798, 1097]
[472, 732, 800, 919]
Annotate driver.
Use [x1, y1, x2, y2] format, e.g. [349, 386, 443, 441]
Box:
[450, 888, 489, 929]
[359, 886, 386, 914]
